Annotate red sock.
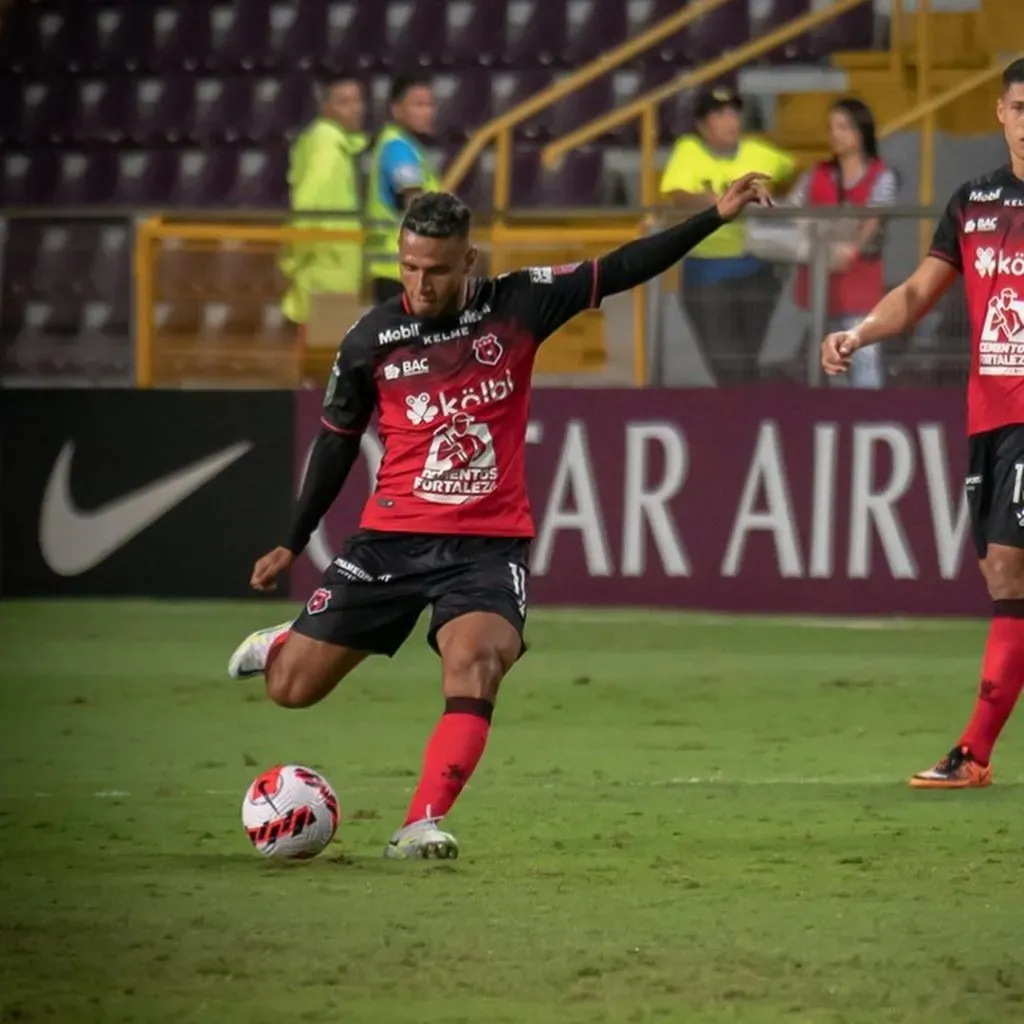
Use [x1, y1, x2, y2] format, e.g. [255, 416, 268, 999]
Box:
[264, 631, 289, 678]
[958, 600, 1024, 765]
[404, 698, 493, 825]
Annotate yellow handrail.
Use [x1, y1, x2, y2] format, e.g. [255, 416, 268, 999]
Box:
[878, 57, 1013, 136]
[879, 49, 1016, 259]
[541, 0, 868, 175]
[441, 0, 733, 198]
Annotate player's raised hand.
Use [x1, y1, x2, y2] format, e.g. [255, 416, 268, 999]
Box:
[715, 172, 773, 221]
[821, 329, 860, 376]
[250, 546, 295, 591]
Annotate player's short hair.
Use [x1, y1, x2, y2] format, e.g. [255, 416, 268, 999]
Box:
[390, 74, 432, 105]
[1003, 59, 1024, 92]
[401, 192, 471, 240]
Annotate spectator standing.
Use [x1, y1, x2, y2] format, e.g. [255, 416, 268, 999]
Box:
[281, 75, 368, 335]
[660, 85, 795, 383]
[790, 98, 898, 388]
[365, 76, 440, 304]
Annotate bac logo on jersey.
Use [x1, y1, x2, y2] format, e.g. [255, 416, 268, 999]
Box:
[974, 248, 1024, 278]
[970, 188, 1002, 203]
[965, 217, 999, 234]
[473, 333, 504, 366]
[383, 358, 429, 380]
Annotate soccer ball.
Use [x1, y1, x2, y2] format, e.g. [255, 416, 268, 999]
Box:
[241, 764, 340, 860]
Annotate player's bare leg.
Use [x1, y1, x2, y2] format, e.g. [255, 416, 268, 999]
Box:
[911, 543, 1024, 788]
[385, 611, 521, 859]
[264, 631, 369, 708]
[228, 625, 367, 707]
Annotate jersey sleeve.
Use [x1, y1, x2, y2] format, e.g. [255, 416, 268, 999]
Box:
[499, 262, 600, 343]
[928, 188, 964, 272]
[321, 327, 376, 434]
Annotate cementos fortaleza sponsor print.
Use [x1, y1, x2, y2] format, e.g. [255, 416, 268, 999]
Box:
[292, 388, 986, 615]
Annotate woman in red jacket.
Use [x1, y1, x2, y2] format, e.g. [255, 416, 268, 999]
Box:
[791, 98, 898, 388]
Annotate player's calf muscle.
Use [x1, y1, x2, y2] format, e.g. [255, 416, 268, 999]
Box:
[442, 646, 506, 701]
[982, 545, 1024, 600]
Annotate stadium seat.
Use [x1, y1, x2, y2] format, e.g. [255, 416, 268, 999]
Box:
[265, 1, 330, 73]
[248, 77, 314, 146]
[504, 0, 568, 69]
[445, 0, 508, 69]
[565, 0, 627, 65]
[493, 71, 556, 141]
[325, 2, 388, 73]
[387, 0, 449, 71]
[435, 72, 494, 144]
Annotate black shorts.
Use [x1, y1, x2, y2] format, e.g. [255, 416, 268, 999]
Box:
[967, 424, 1024, 558]
[292, 531, 531, 657]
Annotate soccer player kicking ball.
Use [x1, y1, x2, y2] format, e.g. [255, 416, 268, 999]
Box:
[822, 59, 1024, 789]
[228, 174, 771, 857]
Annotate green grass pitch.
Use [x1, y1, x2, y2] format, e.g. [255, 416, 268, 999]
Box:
[1, 600, 1022, 1024]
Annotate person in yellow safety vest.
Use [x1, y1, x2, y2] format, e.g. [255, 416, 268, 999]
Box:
[365, 75, 440, 304]
[660, 85, 795, 383]
[280, 74, 369, 334]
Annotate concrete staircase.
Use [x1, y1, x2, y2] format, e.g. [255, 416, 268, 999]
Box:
[773, 0, 1018, 172]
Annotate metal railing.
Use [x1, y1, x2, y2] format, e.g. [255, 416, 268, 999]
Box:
[540, 0, 870, 201]
[879, 50, 1022, 257]
[444, 0, 890, 211]
[441, 0, 733, 205]
[2, 205, 972, 393]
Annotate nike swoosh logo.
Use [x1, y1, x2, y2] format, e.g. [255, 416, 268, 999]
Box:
[40, 440, 253, 576]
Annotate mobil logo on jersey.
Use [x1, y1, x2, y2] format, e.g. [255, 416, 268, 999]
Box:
[974, 247, 1024, 278]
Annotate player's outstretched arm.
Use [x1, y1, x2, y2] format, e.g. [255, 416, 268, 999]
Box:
[250, 428, 363, 591]
[594, 172, 772, 298]
[821, 256, 958, 376]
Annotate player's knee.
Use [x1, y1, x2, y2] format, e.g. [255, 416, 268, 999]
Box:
[983, 547, 1024, 599]
[442, 645, 506, 701]
[265, 664, 321, 709]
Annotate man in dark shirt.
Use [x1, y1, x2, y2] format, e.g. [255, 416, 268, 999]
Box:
[229, 177, 770, 858]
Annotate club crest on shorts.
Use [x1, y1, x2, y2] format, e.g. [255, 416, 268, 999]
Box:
[306, 587, 330, 615]
[473, 334, 503, 367]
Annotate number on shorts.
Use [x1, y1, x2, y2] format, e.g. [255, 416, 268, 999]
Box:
[1014, 462, 1024, 506]
[508, 563, 528, 618]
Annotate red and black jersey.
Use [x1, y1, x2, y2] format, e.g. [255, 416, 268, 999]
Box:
[929, 165, 1024, 435]
[321, 262, 599, 537]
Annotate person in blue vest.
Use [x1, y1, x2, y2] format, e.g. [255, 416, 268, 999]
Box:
[365, 75, 440, 304]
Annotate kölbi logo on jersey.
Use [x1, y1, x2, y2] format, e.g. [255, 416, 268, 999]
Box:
[974, 249, 1024, 278]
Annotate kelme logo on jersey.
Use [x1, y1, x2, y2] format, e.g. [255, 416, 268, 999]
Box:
[437, 369, 515, 417]
[974, 248, 1024, 278]
[377, 323, 422, 345]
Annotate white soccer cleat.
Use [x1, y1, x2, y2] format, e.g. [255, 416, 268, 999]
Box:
[384, 817, 460, 860]
[227, 621, 292, 679]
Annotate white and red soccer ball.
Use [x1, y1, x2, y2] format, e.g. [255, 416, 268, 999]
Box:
[241, 764, 340, 859]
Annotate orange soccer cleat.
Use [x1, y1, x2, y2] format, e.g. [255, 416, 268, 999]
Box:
[909, 745, 993, 789]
